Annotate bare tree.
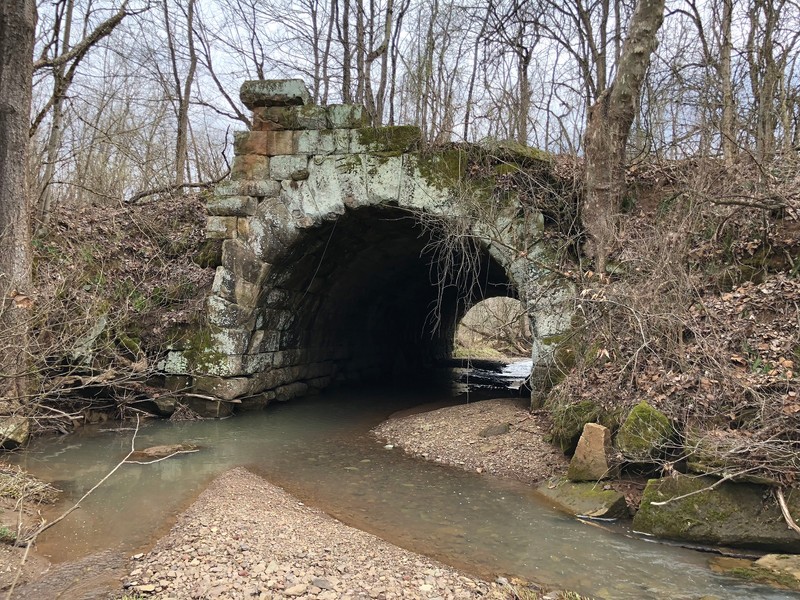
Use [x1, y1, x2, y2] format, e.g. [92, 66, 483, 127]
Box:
[582, 0, 665, 273]
[0, 0, 37, 408]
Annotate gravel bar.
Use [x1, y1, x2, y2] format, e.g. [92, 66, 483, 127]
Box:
[121, 468, 508, 600]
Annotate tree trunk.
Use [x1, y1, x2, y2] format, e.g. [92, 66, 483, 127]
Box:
[37, 0, 74, 236]
[173, 0, 197, 190]
[0, 0, 36, 408]
[583, 0, 665, 273]
[720, 0, 735, 164]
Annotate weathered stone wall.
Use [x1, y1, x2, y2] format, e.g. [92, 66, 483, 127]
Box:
[161, 80, 572, 415]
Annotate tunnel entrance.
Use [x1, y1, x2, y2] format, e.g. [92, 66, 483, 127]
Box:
[260, 205, 516, 391]
[172, 79, 575, 411]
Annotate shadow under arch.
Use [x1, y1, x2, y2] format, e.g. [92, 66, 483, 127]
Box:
[259, 204, 518, 387]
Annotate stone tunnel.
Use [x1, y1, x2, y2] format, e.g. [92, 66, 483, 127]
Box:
[161, 80, 573, 415]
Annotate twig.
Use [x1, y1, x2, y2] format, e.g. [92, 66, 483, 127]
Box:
[124, 449, 199, 465]
[17, 415, 141, 544]
[125, 171, 229, 204]
[4, 539, 32, 600]
[648, 471, 759, 506]
[776, 487, 800, 536]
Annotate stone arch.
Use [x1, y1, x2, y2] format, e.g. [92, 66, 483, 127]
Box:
[161, 80, 573, 413]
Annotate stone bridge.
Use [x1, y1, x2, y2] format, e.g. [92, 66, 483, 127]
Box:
[161, 80, 572, 416]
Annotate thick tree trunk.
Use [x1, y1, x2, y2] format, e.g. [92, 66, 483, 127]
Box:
[583, 0, 664, 273]
[0, 0, 36, 407]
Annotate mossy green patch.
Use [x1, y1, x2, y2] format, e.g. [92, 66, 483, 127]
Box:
[355, 125, 420, 152]
[615, 401, 672, 460]
[490, 140, 553, 166]
[179, 326, 230, 375]
[633, 475, 800, 551]
[536, 477, 628, 518]
[415, 148, 468, 191]
[546, 399, 601, 453]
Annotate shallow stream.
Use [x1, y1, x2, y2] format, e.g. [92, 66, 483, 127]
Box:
[11, 365, 800, 600]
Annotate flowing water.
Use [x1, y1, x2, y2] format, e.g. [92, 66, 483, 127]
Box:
[11, 365, 800, 600]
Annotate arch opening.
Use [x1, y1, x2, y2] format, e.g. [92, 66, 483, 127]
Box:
[454, 297, 531, 361]
[257, 205, 516, 392]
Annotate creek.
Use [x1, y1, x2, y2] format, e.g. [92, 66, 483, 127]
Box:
[10, 362, 800, 600]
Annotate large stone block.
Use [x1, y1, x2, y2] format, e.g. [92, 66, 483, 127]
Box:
[327, 104, 372, 129]
[567, 423, 618, 482]
[194, 375, 252, 401]
[633, 475, 800, 552]
[275, 382, 309, 402]
[233, 131, 269, 156]
[206, 216, 237, 240]
[181, 396, 235, 418]
[242, 352, 273, 373]
[234, 279, 260, 307]
[350, 125, 420, 153]
[615, 401, 673, 461]
[270, 155, 309, 180]
[253, 105, 327, 130]
[211, 265, 236, 301]
[535, 478, 628, 519]
[231, 155, 270, 180]
[240, 79, 311, 109]
[205, 295, 254, 328]
[221, 239, 270, 285]
[265, 130, 297, 156]
[207, 195, 257, 217]
[209, 327, 251, 355]
[0, 415, 29, 449]
[365, 155, 402, 203]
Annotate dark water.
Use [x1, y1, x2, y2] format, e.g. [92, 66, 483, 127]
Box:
[11, 372, 800, 600]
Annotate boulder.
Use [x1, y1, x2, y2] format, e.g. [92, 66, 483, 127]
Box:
[568, 423, 618, 482]
[615, 401, 672, 460]
[546, 399, 601, 453]
[0, 415, 29, 449]
[536, 478, 628, 519]
[633, 475, 800, 552]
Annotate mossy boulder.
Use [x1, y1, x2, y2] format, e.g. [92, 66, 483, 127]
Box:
[633, 475, 800, 552]
[615, 401, 672, 460]
[536, 477, 628, 519]
[547, 399, 601, 453]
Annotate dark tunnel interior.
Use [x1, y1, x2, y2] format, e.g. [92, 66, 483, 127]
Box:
[259, 205, 516, 384]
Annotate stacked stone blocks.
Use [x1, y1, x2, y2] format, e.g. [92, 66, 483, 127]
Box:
[163, 79, 567, 416]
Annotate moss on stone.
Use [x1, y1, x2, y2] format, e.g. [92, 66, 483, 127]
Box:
[180, 326, 230, 375]
[415, 148, 468, 191]
[546, 399, 601, 453]
[193, 239, 223, 268]
[355, 125, 420, 152]
[490, 140, 553, 166]
[633, 475, 800, 552]
[615, 401, 672, 459]
[536, 477, 628, 518]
